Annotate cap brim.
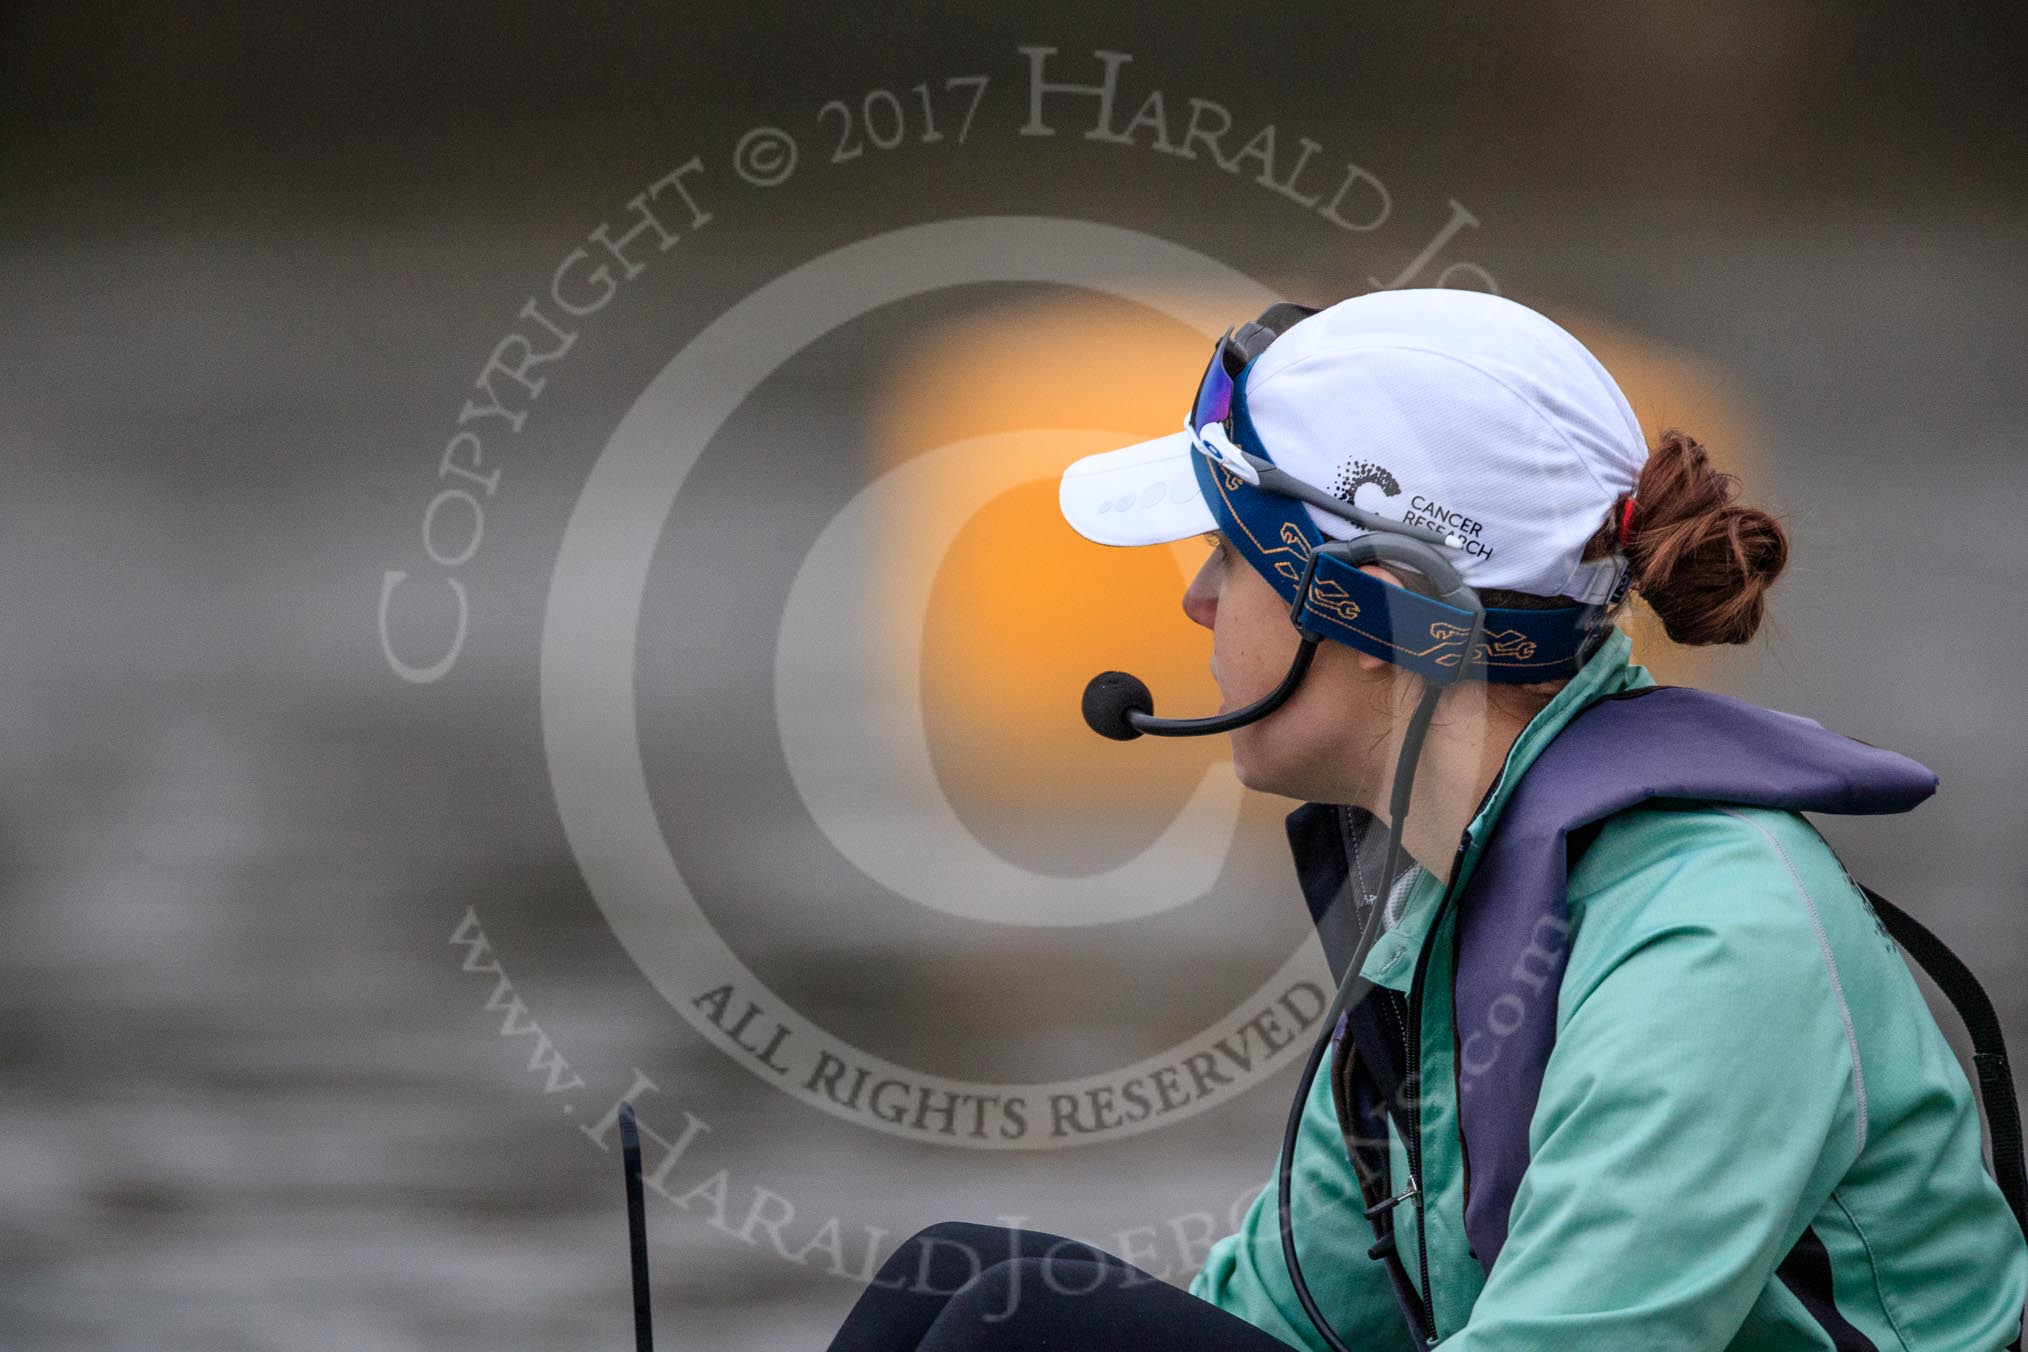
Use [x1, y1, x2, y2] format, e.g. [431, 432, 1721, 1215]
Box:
[1058, 430, 1217, 547]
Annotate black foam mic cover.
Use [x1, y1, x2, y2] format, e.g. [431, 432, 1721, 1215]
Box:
[1081, 671, 1153, 741]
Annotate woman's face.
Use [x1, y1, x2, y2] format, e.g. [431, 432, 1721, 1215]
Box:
[1181, 532, 1389, 801]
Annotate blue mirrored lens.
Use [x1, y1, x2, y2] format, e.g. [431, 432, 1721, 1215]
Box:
[1190, 330, 1235, 434]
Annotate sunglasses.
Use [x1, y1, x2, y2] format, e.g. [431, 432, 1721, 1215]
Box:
[1185, 320, 1459, 552]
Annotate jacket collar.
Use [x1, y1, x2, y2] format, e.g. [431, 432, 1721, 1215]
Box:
[1285, 626, 1657, 989]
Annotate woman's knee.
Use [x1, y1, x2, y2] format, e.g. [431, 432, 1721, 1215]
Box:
[922, 1259, 1050, 1346]
[903, 1220, 1016, 1257]
[872, 1221, 1032, 1297]
[919, 1257, 1162, 1349]
[922, 1256, 1287, 1351]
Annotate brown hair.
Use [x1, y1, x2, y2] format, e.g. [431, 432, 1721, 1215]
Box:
[1482, 427, 1789, 646]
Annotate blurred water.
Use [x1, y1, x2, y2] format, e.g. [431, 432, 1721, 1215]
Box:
[3, 14, 2026, 1348]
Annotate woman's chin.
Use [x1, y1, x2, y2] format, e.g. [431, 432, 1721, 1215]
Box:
[1229, 756, 1281, 796]
[1227, 736, 1314, 800]
[1223, 736, 1263, 786]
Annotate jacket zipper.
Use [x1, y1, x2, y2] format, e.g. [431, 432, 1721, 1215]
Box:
[1403, 829, 1474, 1345]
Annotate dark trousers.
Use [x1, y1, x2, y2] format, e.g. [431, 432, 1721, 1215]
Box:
[823, 1221, 1296, 1351]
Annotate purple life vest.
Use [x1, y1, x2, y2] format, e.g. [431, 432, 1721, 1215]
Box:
[1289, 684, 1939, 1276]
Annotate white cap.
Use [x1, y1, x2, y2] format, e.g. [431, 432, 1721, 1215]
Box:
[1058, 289, 1648, 605]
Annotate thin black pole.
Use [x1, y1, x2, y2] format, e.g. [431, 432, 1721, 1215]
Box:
[619, 1102, 654, 1352]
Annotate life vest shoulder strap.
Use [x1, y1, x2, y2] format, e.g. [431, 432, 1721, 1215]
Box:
[1853, 884, 2027, 1242]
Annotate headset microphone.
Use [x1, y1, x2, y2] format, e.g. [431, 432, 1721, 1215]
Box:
[1080, 635, 1321, 741]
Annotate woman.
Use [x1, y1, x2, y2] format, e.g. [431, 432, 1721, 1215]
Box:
[825, 290, 2028, 1350]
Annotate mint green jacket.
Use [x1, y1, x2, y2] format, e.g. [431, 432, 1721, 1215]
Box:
[1191, 626, 2027, 1350]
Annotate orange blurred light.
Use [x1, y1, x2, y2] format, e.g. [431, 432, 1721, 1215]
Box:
[871, 292, 1766, 820]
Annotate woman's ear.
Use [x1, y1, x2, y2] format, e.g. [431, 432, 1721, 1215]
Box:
[1351, 563, 1405, 673]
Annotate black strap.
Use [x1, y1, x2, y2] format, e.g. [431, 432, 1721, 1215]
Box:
[1860, 885, 2028, 1244]
[619, 1102, 655, 1352]
[1339, 989, 1438, 1347]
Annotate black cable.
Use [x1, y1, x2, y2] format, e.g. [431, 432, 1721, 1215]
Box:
[1277, 673, 1449, 1352]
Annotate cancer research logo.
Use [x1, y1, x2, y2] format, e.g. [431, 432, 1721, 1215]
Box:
[383, 45, 1513, 1158]
[1330, 458, 1402, 509]
[1328, 457, 1498, 562]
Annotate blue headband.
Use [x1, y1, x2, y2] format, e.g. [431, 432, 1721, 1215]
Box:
[1189, 357, 1626, 685]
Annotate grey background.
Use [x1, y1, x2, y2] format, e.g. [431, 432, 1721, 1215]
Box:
[3, 4, 2024, 1349]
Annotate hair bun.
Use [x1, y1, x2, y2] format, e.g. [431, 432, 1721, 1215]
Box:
[1618, 428, 1787, 646]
